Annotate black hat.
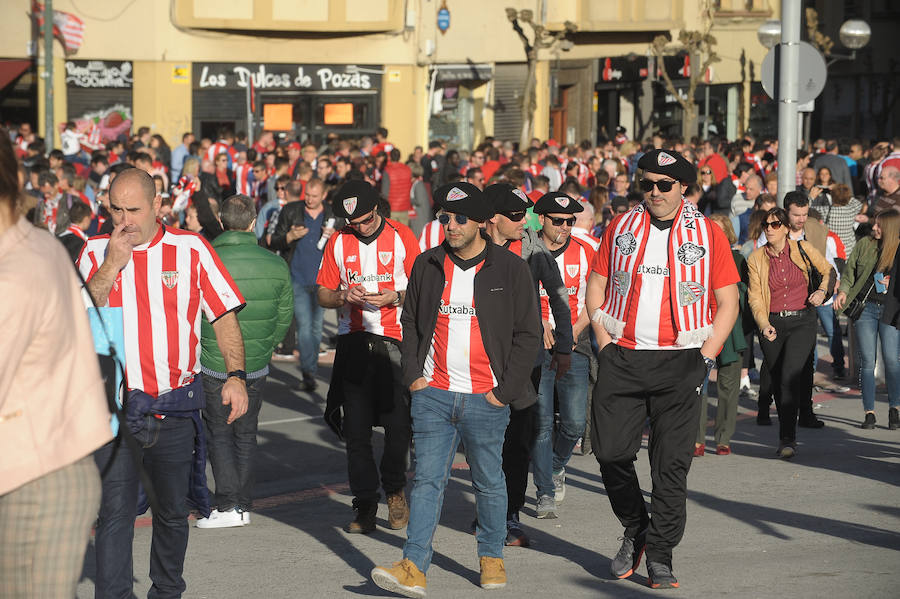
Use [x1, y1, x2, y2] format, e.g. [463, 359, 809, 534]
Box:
[483, 183, 533, 214]
[332, 180, 379, 219]
[433, 182, 493, 222]
[637, 149, 697, 184]
[533, 191, 584, 215]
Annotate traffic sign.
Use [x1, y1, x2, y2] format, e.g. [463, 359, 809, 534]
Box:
[761, 41, 827, 104]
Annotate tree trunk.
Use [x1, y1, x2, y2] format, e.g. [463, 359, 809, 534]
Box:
[519, 58, 538, 150]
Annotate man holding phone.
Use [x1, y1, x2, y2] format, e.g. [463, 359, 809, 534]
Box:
[317, 180, 420, 534]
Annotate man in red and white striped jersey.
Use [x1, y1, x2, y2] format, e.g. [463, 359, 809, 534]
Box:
[531, 192, 596, 519]
[318, 180, 419, 534]
[585, 149, 738, 589]
[206, 127, 239, 170]
[372, 182, 540, 596]
[79, 168, 248, 599]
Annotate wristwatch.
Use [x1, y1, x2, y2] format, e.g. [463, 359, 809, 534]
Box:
[391, 291, 402, 307]
[702, 356, 716, 370]
[227, 369, 247, 381]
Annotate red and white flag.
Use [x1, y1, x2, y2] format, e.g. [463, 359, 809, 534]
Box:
[33, 2, 85, 54]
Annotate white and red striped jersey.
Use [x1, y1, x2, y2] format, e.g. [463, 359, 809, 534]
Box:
[539, 236, 595, 328]
[423, 254, 496, 393]
[418, 219, 444, 251]
[77, 225, 245, 397]
[206, 141, 238, 168]
[743, 151, 765, 176]
[571, 228, 600, 252]
[62, 224, 88, 241]
[730, 174, 746, 194]
[592, 220, 736, 350]
[233, 162, 252, 196]
[317, 219, 419, 341]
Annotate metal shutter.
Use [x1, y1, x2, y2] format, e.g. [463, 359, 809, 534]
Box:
[492, 63, 527, 143]
[192, 89, 248, 136]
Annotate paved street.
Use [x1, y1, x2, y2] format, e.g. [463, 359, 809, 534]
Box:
[77, 325, 900, 598]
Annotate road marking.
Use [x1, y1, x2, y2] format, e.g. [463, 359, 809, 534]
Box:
[258, 415, 318, 426]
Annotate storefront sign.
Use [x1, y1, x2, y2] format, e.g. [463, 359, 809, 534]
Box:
[193, 63, 382, 92]
[172, 64, 189, 83]
[65, 60, 133, 88]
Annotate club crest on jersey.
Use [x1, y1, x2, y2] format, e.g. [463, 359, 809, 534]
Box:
[677, 242, 706, 265]
[161, 271, 179, 289]
[512, 188, 529, 203]
[378, 251, 392, 266]
[446, 187, 468, 201]
[566, 264, 580, 278]
[657, 152, 677, 167]
[342, 196, 358, 215]
[678, 281, 706, 306]
[615, 231, 637, 255]
[555, 196, 570, 209]
[613, 270, 630, 296]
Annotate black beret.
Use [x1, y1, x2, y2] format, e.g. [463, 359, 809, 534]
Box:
[483, 183, 533, 214]
[332, 180, 379, 219]
[533, 191, 585, 215]
[433, 182, 493, 222]
[637, 149, 697, 184]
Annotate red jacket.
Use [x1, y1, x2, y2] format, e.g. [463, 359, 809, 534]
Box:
[383, 162, 412, 212]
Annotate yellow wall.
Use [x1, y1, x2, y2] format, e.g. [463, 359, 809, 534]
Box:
[380, 64, 426, 156]
[132, 62, 194, 147]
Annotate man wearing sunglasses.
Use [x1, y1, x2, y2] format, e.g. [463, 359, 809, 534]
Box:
[483, 183, 573, 544]
[586, 149, 739, 589]
[531, 192, 596, 520]
[317, 181, 420, 536]
[372, 182, 541, 597]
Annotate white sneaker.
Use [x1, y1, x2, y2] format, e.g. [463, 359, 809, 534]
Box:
[195, 508, 249, 529]
[552, 468, 566, 503]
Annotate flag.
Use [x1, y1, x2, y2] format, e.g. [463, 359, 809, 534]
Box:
[32, 2, 85, 55]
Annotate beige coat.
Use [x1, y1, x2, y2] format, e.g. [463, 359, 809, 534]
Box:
[746, 238, 833, 331]
[0, 217, 112, 495]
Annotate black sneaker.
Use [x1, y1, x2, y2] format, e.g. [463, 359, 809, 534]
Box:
[505, 514, 530, 547]
[299, 373, 318, 392]
[647, 560, 679, 589]
[861, 412, 876, 429]
[610, 528, 647, 579]
[756, 413, 772, 426]
[345, 501, 377, 534]
[890, 408, 899, 430]
[798, 417, 825, 429]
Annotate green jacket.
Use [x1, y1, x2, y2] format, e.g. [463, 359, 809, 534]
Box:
[837, 235, 879, 313]
[718, 250, 748, 366]
[201, 231, 293, 375]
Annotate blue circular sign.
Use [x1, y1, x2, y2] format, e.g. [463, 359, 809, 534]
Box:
[437, 8, 450, 32]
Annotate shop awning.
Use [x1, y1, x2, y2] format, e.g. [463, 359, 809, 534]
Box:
[0, 59, 31, 90]
[433, 63, 492, 82]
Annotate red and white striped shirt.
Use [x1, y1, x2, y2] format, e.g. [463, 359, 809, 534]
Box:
[206, 141, 238, 167]
[539, 236, 595, 328]
[423, 254, 496, 393]
[77, 225, 245, 397]
[233, 162, 252, 196]
[62, 224, 88, 241]
[592, 219, 736, 350]
[317, 219, 419, 341]
[418, 219, 444, 251]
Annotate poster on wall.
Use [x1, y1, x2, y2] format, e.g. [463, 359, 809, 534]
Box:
[65, 60, 134, 150]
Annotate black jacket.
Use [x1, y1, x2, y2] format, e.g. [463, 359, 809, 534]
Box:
[400, 239, 542, 410]
[519, 228, 574, 358]
[268, 201, 344, 265]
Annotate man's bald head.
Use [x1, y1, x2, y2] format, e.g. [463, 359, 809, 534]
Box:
[109, 167, 157, 206]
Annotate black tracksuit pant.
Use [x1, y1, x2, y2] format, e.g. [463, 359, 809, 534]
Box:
[592, 344, 707, 566]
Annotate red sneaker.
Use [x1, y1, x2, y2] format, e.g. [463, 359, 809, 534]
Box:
[693, 444, 705, 457]
[716, 445, 731, 455]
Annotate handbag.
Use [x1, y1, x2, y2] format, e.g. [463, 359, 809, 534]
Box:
[843, 278, 876, 321]
[797, 241, 836, 301]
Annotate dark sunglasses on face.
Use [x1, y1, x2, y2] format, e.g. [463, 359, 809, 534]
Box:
[438, 213, 469, 225]
[276, 186, 286, 191]
[639, 178, 677, 193]
[501, 211, 527, 222]
[547, 216, 576, 227]
[764, 220, 784, 230]
[349, 212, 376, 228]
[700, 170, 712, 175]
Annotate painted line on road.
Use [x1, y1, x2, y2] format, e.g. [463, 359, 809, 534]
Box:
[257, 415, 318, 426]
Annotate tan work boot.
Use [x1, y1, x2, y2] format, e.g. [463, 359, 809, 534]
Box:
[479, 556, 507, 589]
[345, 501, 377, 534]
[371, 558, 427, 598]
[386, 490, 410, 530]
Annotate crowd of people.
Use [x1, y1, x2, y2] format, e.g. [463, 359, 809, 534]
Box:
[2, 118, 900, 598]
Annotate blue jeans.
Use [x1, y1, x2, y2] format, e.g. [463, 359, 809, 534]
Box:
[815, 304, 845, 371]
[93, 415, 195, 599]
[533, 350, 590, 498]
[201, 374, 265, 511]
[293, 282, 324, 376]
[404, 386, 509, 573]
[853, 302, 900, 412]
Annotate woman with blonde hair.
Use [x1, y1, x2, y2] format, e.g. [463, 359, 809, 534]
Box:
[833, 210, 900, 430]
[695, 213, 748, 456]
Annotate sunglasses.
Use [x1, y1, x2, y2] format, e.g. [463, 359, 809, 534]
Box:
[700, 170, 712, 175]
[349, 212, 376, 228]
[547, 216, 575, 227]
[438, 213, 469, 225]
[276, 185, 286, 191]
[639, 179, 678, 193]
[501, 211, 527, 222]
[764, 221, 784, 230]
